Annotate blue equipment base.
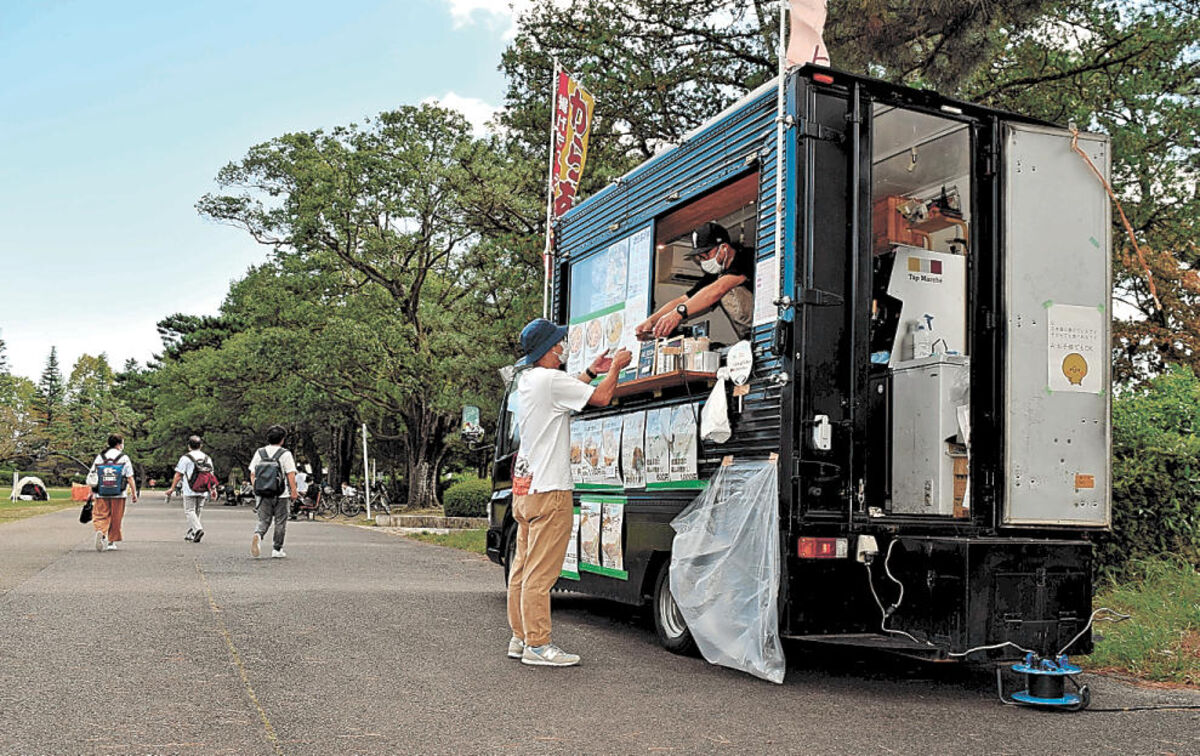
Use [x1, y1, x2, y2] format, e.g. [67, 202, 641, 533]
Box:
[1011, 690, 1083, 708]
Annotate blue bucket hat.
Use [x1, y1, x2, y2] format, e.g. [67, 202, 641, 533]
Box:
[517, 318, 569, 366]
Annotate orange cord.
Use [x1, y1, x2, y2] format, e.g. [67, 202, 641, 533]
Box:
[1069, 126, 1161, 310]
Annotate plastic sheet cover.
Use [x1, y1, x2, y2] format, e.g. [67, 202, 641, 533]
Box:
[669, 460, 784, 683]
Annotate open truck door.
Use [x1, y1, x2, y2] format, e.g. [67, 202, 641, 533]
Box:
[1001, 123, 1111, 528]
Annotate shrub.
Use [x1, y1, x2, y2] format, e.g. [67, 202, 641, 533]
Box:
[443, 477, 492, 518]
[1097, 366, 1200, 580]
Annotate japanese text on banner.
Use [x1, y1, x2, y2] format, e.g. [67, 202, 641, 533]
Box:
[552, 71, 595, 217]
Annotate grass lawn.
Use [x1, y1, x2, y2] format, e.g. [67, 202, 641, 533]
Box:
[0, 487, 80, 525]
[1085, 557, 1200, 686]
[405, 528, 487, 555]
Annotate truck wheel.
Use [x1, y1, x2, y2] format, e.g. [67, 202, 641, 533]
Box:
[652, 560, 697, 655]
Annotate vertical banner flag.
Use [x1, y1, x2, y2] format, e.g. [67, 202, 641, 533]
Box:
[786, 0, 830, 68]
[551, 70, 595, 217]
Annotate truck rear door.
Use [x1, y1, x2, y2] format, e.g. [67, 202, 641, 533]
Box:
[1000, 123, 1111, 527]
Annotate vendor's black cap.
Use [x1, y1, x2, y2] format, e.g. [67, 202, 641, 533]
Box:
[686, 221, 731, 258]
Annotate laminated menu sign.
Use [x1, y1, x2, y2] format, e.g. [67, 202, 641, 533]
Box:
[621, 226, 653, 380]
[644, 407, 673, 484]
[600, 416, 623, 486]
[579, 498, 602, 568]
[569, 420, 585, 484]
[560, 507, 581, 580]
[670, 403, 700, 481]
[580, 419, 604, 484]
[621, 411, 646, 489]
[601, 500, 625, 575]
[754, 255, 779, 326]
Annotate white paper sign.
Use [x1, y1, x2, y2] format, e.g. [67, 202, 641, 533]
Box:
[754, 255, 779, 326]
[579, 499, 602, 567]
[561, 510, 580, 579]
[621, 411, 646, 489]
[669, 403, 699, 482]
[1046, 304, 1104, 394]
[601, 501, 625, 572]
[601, 416, 623, 486]
[644, 407, 672, 484]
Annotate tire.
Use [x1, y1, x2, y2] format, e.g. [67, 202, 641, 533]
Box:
[652, 559, 697, 655]
[340, 496, 363, 518]
[316, 500, 337, 520]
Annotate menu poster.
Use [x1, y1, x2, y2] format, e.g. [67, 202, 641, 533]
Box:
[569, 419, 586, 484]
[754, 255, 780, 326]
[566, 322, 586, 376]
[579, 498, 602, 568]
[669, 402, 700, 481]
[644, 407, 673, 484]
[601, 416, 624, 486]
[601, 500, 625, 572]
[560, 508, 581, 580]
[621, 226, 654, 380]
[580, 419, 604, 484]
[621, 411, 646, 489]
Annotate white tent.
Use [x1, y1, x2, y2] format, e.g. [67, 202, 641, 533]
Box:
[11, 475, 49, 501]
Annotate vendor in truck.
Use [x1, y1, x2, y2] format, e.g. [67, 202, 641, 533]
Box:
[635, 221, 755, 342]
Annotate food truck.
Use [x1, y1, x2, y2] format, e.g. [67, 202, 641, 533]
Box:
[484, 65, 1113, 665]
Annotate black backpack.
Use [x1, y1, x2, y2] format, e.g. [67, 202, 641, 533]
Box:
[252, 448, 287, 497]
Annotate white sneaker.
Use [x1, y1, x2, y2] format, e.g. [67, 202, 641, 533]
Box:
[94, 532, 107, 552]
[507, 636, 526, 659]
[521, 643, 580, 667]
[271, 549, 286, 558]
[106, 542, 118, 551]
[250, 532, 261, 558]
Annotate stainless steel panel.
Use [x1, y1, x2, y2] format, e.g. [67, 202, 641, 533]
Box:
[891, 355, 969, 515]
[1003, 124, 1111, 527]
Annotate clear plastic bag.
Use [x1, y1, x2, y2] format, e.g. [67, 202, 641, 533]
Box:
[669, 459, 785, 683]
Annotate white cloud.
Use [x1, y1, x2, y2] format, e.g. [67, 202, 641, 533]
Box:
[442, 0, 521, 28]
[422, 92, 502, 136]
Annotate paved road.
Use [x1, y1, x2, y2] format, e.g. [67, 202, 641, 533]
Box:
[1, 500, 1197, 755]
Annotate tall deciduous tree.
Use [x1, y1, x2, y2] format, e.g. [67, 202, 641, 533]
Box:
[198, 104, 525, 508]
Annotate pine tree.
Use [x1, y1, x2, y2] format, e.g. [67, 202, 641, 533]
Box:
[34, 346, 65, 426]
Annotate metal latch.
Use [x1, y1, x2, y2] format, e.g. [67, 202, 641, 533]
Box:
[812, 414, 832, 451]
[798, 288, 844, 306]
[796, 119, 845, 144]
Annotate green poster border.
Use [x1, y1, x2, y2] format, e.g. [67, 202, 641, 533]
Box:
[569, 301, 625, 325]
[646, 479, 708, 491]
[579, 563, 629, 580]
[559, 505, 582, 581]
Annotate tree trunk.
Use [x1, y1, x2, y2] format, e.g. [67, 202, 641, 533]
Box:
[401, 404, 452, 510]
[299, 430, 323, 484]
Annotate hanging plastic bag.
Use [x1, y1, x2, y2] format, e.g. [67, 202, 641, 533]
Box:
[700, 368, 732, 444]
[669, 459, 784, 683]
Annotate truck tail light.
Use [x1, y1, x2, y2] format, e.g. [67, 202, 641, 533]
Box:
[813, 72, 835, 85]
[797, 537, 848, 559]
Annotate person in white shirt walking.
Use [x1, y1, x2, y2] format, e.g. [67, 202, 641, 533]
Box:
[506, 318, 631, 667]
[248, 425, 299, 558]
[87, 434, 138, 552]
[163, 435, 218, 543]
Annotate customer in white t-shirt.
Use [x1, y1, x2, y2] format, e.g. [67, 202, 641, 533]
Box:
[506, 318, 631, 668]
[247, 425, 298, 559]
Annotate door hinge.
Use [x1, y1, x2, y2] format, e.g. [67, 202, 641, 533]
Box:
[798, 287, 844, 307]
[797, 119, 845, 144]
[982, 145, 998, 177]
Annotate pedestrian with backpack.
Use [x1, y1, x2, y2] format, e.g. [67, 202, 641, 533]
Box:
[248, 425, 298, 559]
[163, 435, 219, 543]
[87, 434, 138, 552]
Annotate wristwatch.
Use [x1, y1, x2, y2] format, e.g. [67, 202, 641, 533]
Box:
[675, 303, 689, 319]
[584, 367, 597, 380]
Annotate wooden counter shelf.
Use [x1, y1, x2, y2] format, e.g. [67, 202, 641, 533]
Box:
[611, 370, 718, 402]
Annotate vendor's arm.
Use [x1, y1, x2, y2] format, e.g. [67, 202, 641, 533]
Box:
[650, 274, 748, 339]
[587, 348, 633, 406]
[636, 296, 688, 340]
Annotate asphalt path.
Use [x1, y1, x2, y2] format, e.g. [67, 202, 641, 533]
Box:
[1, 499, 1197, 755]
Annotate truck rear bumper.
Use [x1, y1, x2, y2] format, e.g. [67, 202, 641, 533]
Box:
[486, 527, 503, 565]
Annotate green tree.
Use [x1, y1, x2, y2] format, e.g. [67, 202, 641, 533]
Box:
[197, 104, 524, 506]
[33, 346, 64, 427]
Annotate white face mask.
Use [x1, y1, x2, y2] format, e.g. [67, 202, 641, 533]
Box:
[553, 344, 567, 366]
[700, 257, 724, 275]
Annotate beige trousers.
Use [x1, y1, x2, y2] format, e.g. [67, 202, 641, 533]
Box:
[506, 490, 573, 647]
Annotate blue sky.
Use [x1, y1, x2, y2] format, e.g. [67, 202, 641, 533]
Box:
[0, 0, 518, 380]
